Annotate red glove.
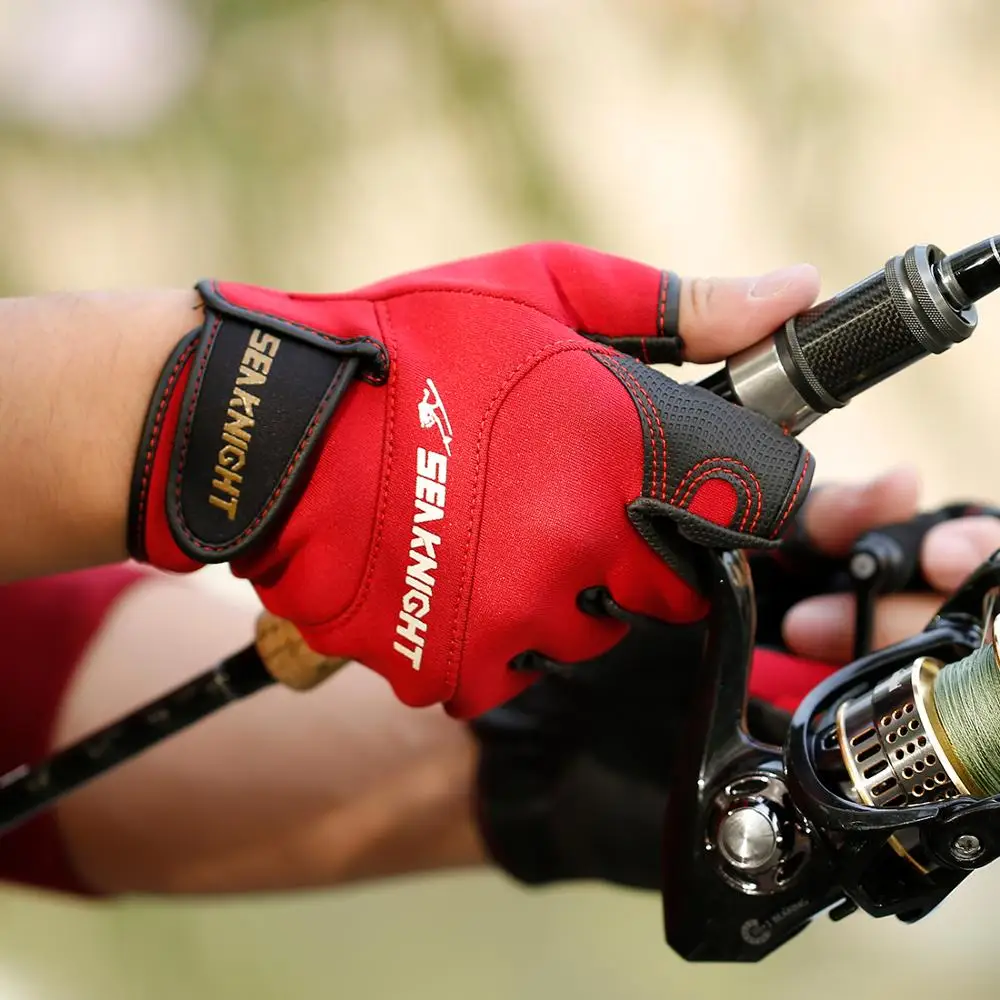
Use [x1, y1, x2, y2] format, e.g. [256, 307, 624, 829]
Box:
[129, 243, 814, 717]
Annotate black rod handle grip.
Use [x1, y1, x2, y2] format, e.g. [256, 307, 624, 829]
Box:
[699, 236, 1000, 434]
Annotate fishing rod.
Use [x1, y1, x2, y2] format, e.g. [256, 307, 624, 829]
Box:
[2, 234, 1000, 966]
[0, 613, 348, 833]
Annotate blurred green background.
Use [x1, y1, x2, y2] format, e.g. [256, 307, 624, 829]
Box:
[4, 1, 1000, 997]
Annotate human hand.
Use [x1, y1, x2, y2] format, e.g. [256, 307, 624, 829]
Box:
[129, 244, 820, 717]
[475, 473, 1000, 890]
[782, 468, 1000, 661]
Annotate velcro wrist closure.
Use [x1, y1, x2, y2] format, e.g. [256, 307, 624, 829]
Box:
[130, 280, 381, 565]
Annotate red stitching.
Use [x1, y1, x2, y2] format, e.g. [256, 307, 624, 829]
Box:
[602, 355, 659, 498]
[640, 337, 651, 363]
[773, 453, 810, 538]
[657, 270, 668, 337]
[134, 337, 199, 547]
[445, 339, 613, 695]
[674, 465, 757, 532]
[672, 455, 763, 504]
[604, 355, 668, 500]
[672, 455, 764, 532]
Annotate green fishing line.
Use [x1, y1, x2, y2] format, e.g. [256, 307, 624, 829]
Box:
[934, 644, 1000, 797]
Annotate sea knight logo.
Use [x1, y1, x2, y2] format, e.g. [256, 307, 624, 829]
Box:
[417, 378, 453, 456]
[208, 328, 281, 520]
[393, 379, 454, 671]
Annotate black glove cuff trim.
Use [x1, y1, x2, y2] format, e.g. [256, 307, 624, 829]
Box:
[127, 329, 201, 562]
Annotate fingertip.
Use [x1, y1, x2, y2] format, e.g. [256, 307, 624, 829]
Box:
[740, 263, 821, 339]
[782, 595, 853, 663]
[749, 263, 821, 305]
[923, 516, 1000, 592]
[678, 265, 821, 363]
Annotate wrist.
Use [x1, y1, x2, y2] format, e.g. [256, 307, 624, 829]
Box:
[0, 288, 202, 583]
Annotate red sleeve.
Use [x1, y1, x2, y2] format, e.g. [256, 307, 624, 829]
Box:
[749, 646, 838, 715]
[0, 565, 148, 894]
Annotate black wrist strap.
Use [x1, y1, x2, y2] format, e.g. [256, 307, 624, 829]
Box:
[128, 281, 385, 564]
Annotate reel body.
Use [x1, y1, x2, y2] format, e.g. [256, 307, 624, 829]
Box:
[663, 548, 1000, 961]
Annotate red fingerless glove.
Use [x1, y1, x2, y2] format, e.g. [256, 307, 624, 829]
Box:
[129, 243, 814, 717]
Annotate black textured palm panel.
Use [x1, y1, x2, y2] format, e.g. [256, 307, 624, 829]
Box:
[594, 351, 812, 550]
[790, 269, 923, 403]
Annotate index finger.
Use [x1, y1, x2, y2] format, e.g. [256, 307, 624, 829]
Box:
[518, 244, 821, 364]
[675, 265, 821, 363]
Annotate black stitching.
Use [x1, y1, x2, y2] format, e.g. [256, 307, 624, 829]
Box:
[199, 280, 389, 384]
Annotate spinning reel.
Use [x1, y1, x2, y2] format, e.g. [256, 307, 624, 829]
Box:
[663, 544, 1000, 961]
[665, 231, 1000, 961]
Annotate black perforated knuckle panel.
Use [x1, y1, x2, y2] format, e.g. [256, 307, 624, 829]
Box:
[595, 352, 813, 548]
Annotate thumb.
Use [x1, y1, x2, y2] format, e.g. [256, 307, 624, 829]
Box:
[506, 244, 821, 365]
[678, 264, 821, 363]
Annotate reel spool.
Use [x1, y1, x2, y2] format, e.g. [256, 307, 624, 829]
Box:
[836, 620, 1000, 808]
[837, 657, 971, 809]
[834, 619, 1000, 872]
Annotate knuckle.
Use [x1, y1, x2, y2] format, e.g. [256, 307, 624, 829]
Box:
[686, 277, 716, 321]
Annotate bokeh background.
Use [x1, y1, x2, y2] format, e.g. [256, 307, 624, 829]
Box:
[3, 0, 1000, 997]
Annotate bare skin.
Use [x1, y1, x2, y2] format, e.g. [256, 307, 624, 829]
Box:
[0, 289, 202, 581]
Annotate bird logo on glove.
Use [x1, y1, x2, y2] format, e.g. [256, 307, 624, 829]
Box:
[418, 378, 453, 456]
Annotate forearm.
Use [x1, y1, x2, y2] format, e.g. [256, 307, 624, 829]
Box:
[0, 290, 199, 582]
[147, 737, 486, 895]
[51, 576, 486, 894]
